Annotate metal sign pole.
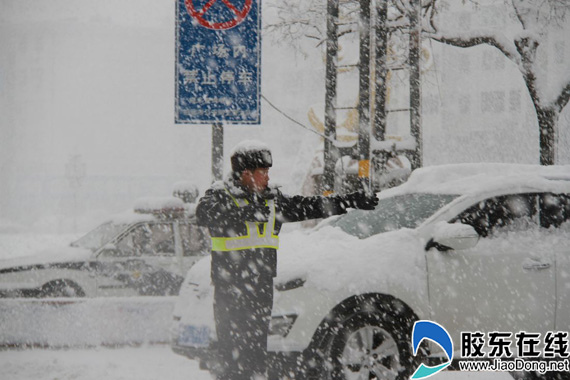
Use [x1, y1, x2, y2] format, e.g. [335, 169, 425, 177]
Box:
[212, 123, 224, 183]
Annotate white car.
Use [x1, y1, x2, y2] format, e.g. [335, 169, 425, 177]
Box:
[172, 164, 570, 379]
[0, 197, 210, 298]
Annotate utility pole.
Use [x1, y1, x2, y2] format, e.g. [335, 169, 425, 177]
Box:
[357, 0, 372, 192]
[212, 123, 224, 183]
[323, 0, 339, 195]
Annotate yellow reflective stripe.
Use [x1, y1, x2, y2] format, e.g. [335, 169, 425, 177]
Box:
[225, 189, 252, 240]
[253, 199, 269, 237]
[211, 238, 279, 252]
[211, 189, 279, 252]
[211, 237, 227, 251]
[225, 189, 241, 207]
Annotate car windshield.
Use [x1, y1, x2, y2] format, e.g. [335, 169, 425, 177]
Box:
[333, 193, 459, 238]
[71, 222, 127, 251]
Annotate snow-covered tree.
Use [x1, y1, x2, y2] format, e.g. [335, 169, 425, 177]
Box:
[425, 0, 570, 165]
[266, 0, 427, 52]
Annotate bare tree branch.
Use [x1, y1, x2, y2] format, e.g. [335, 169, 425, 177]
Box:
[427, 32, 521, 64]
[424, 2, 438, 33]
[511, 0, 528, 28]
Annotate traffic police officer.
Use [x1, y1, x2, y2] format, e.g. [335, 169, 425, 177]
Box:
[196, 140, 378, 380]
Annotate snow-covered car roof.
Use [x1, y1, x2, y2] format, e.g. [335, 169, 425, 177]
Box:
[379, 163, 570, 198]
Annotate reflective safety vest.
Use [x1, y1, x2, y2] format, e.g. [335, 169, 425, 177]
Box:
[210, 190, 280, 252]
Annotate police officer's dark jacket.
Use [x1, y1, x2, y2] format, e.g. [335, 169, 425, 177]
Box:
[196, 176, 348, 280]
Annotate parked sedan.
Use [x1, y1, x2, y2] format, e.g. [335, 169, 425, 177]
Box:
[172, 164, 570, 379]
[0, 197, 210, 298]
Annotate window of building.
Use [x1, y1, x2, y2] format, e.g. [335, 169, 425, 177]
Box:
[459, 94, 471, 115]
[509, 90, 521, 112]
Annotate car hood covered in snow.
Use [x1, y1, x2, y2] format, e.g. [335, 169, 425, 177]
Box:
[180, 224, 427, 297]
[0, 246, 93, 271]
[275, 224, 427, 296]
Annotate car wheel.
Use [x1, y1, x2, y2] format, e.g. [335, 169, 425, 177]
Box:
[324, 312, 416, 380]
[41, 280, 85, 298]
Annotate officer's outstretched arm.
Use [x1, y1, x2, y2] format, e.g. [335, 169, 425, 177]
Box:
[277, 190, 378, 223]
[277, 192, 347, 222]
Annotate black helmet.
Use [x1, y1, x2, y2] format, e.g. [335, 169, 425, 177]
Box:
[230, 140, 273, 173]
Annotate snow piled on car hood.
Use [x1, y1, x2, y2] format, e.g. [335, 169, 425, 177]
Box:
[0, 246, 92, 270]
[276, 224, 426, 296]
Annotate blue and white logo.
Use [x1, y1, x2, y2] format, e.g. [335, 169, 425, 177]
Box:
[411, 320, 454, 379]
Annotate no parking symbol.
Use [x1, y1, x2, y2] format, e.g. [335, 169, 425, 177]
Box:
[184, 0, 253, 30]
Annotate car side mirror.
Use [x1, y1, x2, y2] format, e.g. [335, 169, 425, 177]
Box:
[426, 222, 479, 251]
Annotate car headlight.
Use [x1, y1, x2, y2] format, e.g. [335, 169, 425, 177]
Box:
[269, 314, 298, 338]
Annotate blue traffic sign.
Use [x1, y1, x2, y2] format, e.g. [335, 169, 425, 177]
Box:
[175, 0, 261, 124]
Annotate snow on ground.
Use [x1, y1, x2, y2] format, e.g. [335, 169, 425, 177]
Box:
[0, 344, 511, 380]
[0, 345, 212, 380]
[0, 344, 512, 380]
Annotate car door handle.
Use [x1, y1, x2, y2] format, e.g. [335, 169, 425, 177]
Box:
[522, 259, 551, 271]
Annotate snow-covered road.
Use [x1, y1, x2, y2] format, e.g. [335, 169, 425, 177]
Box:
[1, 345, 211, 380]
[1, 345, 513, 380]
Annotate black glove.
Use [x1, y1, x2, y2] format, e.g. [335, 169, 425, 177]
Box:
[343, 191, 379, 210]
[239, 203, 271, 222]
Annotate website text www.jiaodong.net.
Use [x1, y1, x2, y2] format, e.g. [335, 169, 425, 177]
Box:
[458, 358, 570, 373]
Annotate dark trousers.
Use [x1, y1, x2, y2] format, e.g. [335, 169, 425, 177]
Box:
[213, 272, 274, 380]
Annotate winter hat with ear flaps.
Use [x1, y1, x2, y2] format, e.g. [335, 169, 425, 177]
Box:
[230, 140, 273, 172]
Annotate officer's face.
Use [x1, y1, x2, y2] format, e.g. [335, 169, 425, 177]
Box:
[243, 167, 270, 193]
